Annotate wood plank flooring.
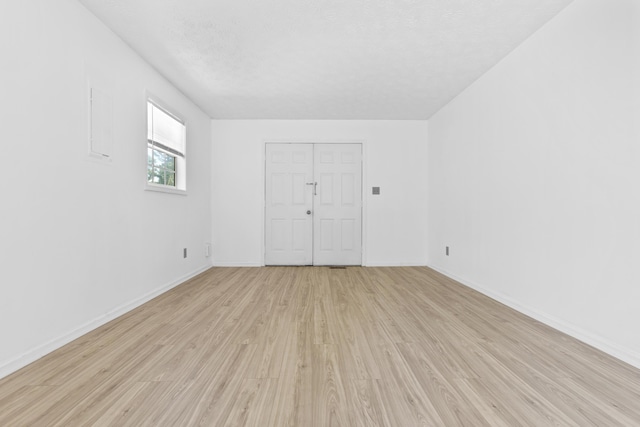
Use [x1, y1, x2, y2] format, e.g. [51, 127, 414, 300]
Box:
[1, 266, 639, 426]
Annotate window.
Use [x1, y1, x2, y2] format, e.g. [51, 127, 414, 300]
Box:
[147, 99, 186, 192]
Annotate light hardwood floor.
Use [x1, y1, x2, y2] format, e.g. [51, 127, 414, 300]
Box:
[1, 267, 639, 426]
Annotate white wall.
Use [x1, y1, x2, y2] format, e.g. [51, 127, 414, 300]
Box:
[0, 0, 212, 378]
[428, 0, 640, 368]
[211, 120, 429, 266]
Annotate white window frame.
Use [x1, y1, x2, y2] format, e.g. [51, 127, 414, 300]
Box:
[145, 95, 187, 195]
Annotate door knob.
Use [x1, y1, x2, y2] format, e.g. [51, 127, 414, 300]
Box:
[306, 210, 312, 215]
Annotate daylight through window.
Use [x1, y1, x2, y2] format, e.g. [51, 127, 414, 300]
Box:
[147, 100, 186, 191]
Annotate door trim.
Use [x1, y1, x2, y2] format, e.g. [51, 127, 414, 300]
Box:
[262, 139, 367, 266]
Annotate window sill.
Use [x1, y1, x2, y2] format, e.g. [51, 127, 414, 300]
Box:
[145, 183, 187, 196]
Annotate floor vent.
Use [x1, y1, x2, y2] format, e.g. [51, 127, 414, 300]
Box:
[329, 266, 347, 269]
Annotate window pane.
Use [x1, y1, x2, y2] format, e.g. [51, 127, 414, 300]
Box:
[148, 166, 176, 187]
[166, 155, 175, 171]
[150, 149, 175, 171]
[151, 167, 163, 184]
[148, 148, 156, 183]
[156, 150, 170, 168]
[148, 147, 177, 185]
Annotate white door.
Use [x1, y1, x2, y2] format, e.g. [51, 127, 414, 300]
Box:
[265, 144, 314, 265]
[265, 143, 362, 266]
[313, 144, 362, 265]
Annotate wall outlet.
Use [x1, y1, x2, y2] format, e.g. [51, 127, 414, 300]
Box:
[205, 243, 211, 257]
[446, 246, 449, 256]
[183, 248, 187, 258]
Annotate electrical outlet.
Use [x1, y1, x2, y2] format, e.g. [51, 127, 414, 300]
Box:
[205, 243, 211, 257]
[446, 246, 449, 256]
[183, 248, 187, 258]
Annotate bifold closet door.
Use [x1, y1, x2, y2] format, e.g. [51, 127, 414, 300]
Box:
[265, 143, 362, 266]
[265, 144, 314, 265]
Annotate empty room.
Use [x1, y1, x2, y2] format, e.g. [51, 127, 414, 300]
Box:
[1, 0, 639, 425]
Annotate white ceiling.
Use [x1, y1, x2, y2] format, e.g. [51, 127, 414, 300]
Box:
[78, 0, 573, 120]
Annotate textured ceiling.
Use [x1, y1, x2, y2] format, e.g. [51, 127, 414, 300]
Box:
[78, 0, 573, 119]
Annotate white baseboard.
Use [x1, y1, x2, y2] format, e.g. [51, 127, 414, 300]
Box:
[0, 264, 213, 380]
[364, 262, 428, 267]
[428, 264, 640, 370]
[211, 262, 429, 267]
[212, 262, 263, 267]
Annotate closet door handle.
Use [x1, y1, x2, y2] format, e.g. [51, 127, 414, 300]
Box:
[306, 182, 318, 195]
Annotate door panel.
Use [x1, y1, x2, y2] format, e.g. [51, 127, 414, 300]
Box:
[341, 174, 355, 205]
[319, 174, 334, 205]
[265, 144, 314, 265]
[313, 144, 362, 266]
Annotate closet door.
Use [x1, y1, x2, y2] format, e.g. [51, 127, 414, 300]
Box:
[265, 144, 314, 265]
[313, 144, 362, 266]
